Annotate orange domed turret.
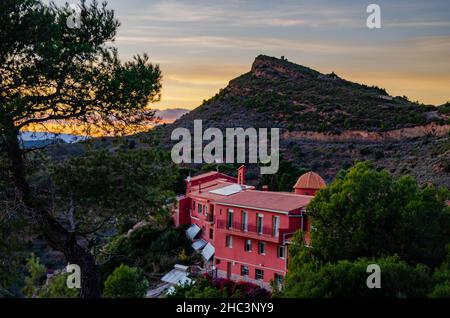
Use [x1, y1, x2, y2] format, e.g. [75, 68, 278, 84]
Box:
[293, 171, 326, 196]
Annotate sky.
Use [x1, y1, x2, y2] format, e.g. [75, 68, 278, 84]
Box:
[52, 0, 450, 109]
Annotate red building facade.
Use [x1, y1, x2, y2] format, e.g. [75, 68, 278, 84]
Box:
[173, 167, 325, 289]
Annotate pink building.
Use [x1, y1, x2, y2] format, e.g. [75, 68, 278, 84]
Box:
[173, 166, 326, 289]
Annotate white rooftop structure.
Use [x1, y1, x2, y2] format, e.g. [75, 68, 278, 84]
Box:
[208, 184, 252, 196]
[161, 264, 191, 286]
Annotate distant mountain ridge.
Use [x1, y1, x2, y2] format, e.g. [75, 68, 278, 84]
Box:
[19, 131, 87, 149]
[155, 108, 189, 123]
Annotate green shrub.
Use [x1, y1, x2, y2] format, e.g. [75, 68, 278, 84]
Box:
[103, 264, 148, 298]
[38, 273, 79, 298]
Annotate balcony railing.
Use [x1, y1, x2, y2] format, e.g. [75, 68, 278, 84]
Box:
[216, 220, 284, 242]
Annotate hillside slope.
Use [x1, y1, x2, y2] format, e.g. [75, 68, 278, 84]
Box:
[167, 55, 448, 132]
[154, 55, 450, 187]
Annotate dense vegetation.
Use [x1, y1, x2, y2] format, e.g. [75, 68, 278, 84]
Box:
[280, 162, 450, 298]
[103, 264, 149, 298]
[98, 222, 197, 284]
[0, 0, 163, 297]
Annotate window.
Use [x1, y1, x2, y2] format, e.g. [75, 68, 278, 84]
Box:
[272, 216, 280, 237]
[204, 205, 208, 216]
[226, 235, 233, 248]
[258, 242, 266, 254]
[209, 228, 214, 240]
[216, 259, 221, 265]
[274, 273, 284, 286]
[241, 265, 249, 276]
[277, 246, 285, 259]
[227, 209, 234, 229]
[257, 214, 264, 235]
[197, 203, 202, 214]
[241, 211, 248, 231]
[244, 239, 252, 252]
[255, 269, 264, 280]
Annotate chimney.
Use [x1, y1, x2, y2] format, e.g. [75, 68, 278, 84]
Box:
[237, 165, 245, 185]
[262, 185, 269, 191]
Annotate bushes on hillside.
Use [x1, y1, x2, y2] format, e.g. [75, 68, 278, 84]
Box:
[283, 254, 431, 298]
[98, 224, 195, 282]
[307, 162, 450, 268]
[103, 264, 148, 298]
[280, 162, 450, 298]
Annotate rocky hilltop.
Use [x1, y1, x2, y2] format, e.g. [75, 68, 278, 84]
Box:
[155, 55, 449, 187]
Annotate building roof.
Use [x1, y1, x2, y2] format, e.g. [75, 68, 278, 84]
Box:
[293, 172, 326, 190]
[216, 190, 313, 213]
[208, 184, 252, 196]
[188, 179, 254, 201]
[188, 171, 236, 182]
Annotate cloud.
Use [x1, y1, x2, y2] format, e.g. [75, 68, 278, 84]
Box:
[120, 0, 363, 28]
[116, 35, 378, 55]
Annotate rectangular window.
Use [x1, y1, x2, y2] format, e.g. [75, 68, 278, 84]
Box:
[226, 235, 233, 248]
[274, 273, 284, 286]
[258, 242, 266, 255]
[241, 265, 249, 276]
[257, 214, 264, 235]
[204, 205, 208, 216]
[244, 239, 252, 252]
[209, 228, 214, 240]
[277, 246, 285, 259]
[272, 216, 280, 237]
[198, 203, 202, 214]
[227, 209, 234, 229]
[255, 269, 264, 280]
[241, 211, 248, 232]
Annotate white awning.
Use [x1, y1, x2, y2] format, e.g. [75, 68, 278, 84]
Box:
[191, 239, 207, 251]
[201, 243, 215, 261]
[161, 265, 191, 286]
[186, 224, 201, 240]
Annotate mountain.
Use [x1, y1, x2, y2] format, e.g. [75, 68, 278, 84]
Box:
[165, 55, 448, 132]
[154, 55, 449, 187]
[19, 131, 87, 149]
[155, 108, 190, 123]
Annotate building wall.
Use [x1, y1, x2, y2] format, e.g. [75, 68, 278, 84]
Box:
[214, 234, 287, 286]
[212, 204, 296, 285]
[173, 196, 191, 227]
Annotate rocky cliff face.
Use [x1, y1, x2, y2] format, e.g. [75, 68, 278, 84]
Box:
[283, 123, 450, 142]
[250, 55, 317, 80]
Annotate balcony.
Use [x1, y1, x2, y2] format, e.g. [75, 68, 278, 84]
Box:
[216, 220, 285, 243]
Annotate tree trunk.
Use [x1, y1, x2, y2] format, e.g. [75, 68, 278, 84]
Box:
[3, 124, 101, 298]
